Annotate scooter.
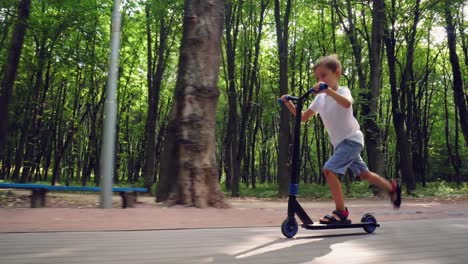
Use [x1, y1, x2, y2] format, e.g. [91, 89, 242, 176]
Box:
[278, 84, 379, 238]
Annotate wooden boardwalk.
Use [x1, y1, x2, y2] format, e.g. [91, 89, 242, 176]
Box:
[1, 218, 467, 264]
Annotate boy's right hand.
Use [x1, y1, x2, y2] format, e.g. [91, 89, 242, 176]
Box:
[280, 94, 290, 102]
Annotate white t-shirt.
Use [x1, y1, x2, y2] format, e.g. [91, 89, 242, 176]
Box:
[307, 86, 364, 148]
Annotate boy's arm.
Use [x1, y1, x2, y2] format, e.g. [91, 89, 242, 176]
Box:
[325, 89, 352, 108]
[283, 100, 297, 116]
[301, 108, 315, 122]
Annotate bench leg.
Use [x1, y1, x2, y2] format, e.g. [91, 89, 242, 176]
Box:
[31, 189, 47, 208]
[120, 192, 137, 208]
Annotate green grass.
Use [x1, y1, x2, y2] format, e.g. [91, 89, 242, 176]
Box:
[221, 181, 468, 199]
[3, 179, 468, 199]
[220, 181, 375, 199]
[411, 181, 468, 198]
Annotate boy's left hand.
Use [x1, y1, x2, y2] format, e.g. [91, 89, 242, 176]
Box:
[313, 82, 329, 94]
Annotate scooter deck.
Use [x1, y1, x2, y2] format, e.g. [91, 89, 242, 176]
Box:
[302, 222, 380, 230]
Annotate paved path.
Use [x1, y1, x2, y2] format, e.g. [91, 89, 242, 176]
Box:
[1, 198, 468, 232]
[1, 218, 468, 264]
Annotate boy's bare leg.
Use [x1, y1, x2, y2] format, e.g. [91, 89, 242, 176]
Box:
[359, 170, 396, 200]
[320, 169, 346, 222]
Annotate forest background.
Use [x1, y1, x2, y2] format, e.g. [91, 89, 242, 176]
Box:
[0, 0, 467, 200]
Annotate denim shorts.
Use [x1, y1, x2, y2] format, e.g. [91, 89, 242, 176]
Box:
[324, 139, 369, 176]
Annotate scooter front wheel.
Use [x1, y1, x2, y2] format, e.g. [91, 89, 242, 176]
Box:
[281, 218, 298, 238]
[361, 214, 378, 233]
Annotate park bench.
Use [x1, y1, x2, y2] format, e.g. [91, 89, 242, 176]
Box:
[0, 183, 148, 208]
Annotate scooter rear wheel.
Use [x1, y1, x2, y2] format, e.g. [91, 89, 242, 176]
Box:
[281, 218, 298, 238]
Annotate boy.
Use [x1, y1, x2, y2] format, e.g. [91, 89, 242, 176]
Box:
[280, 55, 401, 224]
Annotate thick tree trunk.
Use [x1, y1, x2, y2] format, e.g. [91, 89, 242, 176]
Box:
[0, 0, 31, 153]
[444, 0, 468, 146]
[157, 0, 227, 208]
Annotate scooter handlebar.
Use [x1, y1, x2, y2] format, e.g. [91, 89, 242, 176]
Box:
[278, 83, 328, 105]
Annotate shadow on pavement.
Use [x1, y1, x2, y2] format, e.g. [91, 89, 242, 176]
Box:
[157, 231, 367, 264]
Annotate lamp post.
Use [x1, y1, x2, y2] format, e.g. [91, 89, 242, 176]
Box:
[100, 0, 122, 209]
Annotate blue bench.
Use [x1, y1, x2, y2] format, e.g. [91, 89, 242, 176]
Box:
[0, 183, 148, 208]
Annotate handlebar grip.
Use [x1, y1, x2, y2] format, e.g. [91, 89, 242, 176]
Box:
[314, 83, 328, 93]
[318, 83, 328, 90]
[278, 95, 293, 105]
[309, 83, 328, 94]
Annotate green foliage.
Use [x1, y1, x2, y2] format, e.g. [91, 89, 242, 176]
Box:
[412, 181, 468, 198]
[0, 0, 466, 190]
[221, 181, 375, 199]
[220, 181, 468, 199]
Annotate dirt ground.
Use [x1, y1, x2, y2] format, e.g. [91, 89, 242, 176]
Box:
[1, 190, 468, 233]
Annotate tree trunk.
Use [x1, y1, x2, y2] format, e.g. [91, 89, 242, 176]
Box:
[334, 0, 386, 179]
[156, 0, 228, 208]
[366, 0, 386, 178]
[384, 2, 417, 192]
[20, 40, 48, 183]
[251, 108, 261, 189]
[399, 0, 420, 191]
[444, 0, 468, 146]
[241, 0, 268, 190]
[51, 81, 68, 185]
[274, 0, 292, 197]
[223, 0, 242, 197]
[444, 78, 461, 185]
[142, 2, 157, 191]
[0, 0, 31, 153]
[142, 4, 173, 192]
[0, 147, 12, 180]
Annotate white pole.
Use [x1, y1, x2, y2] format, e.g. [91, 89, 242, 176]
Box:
[100, 0, 122, 209]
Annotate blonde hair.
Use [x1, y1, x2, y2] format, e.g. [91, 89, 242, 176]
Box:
[313, 54, 341, 73]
